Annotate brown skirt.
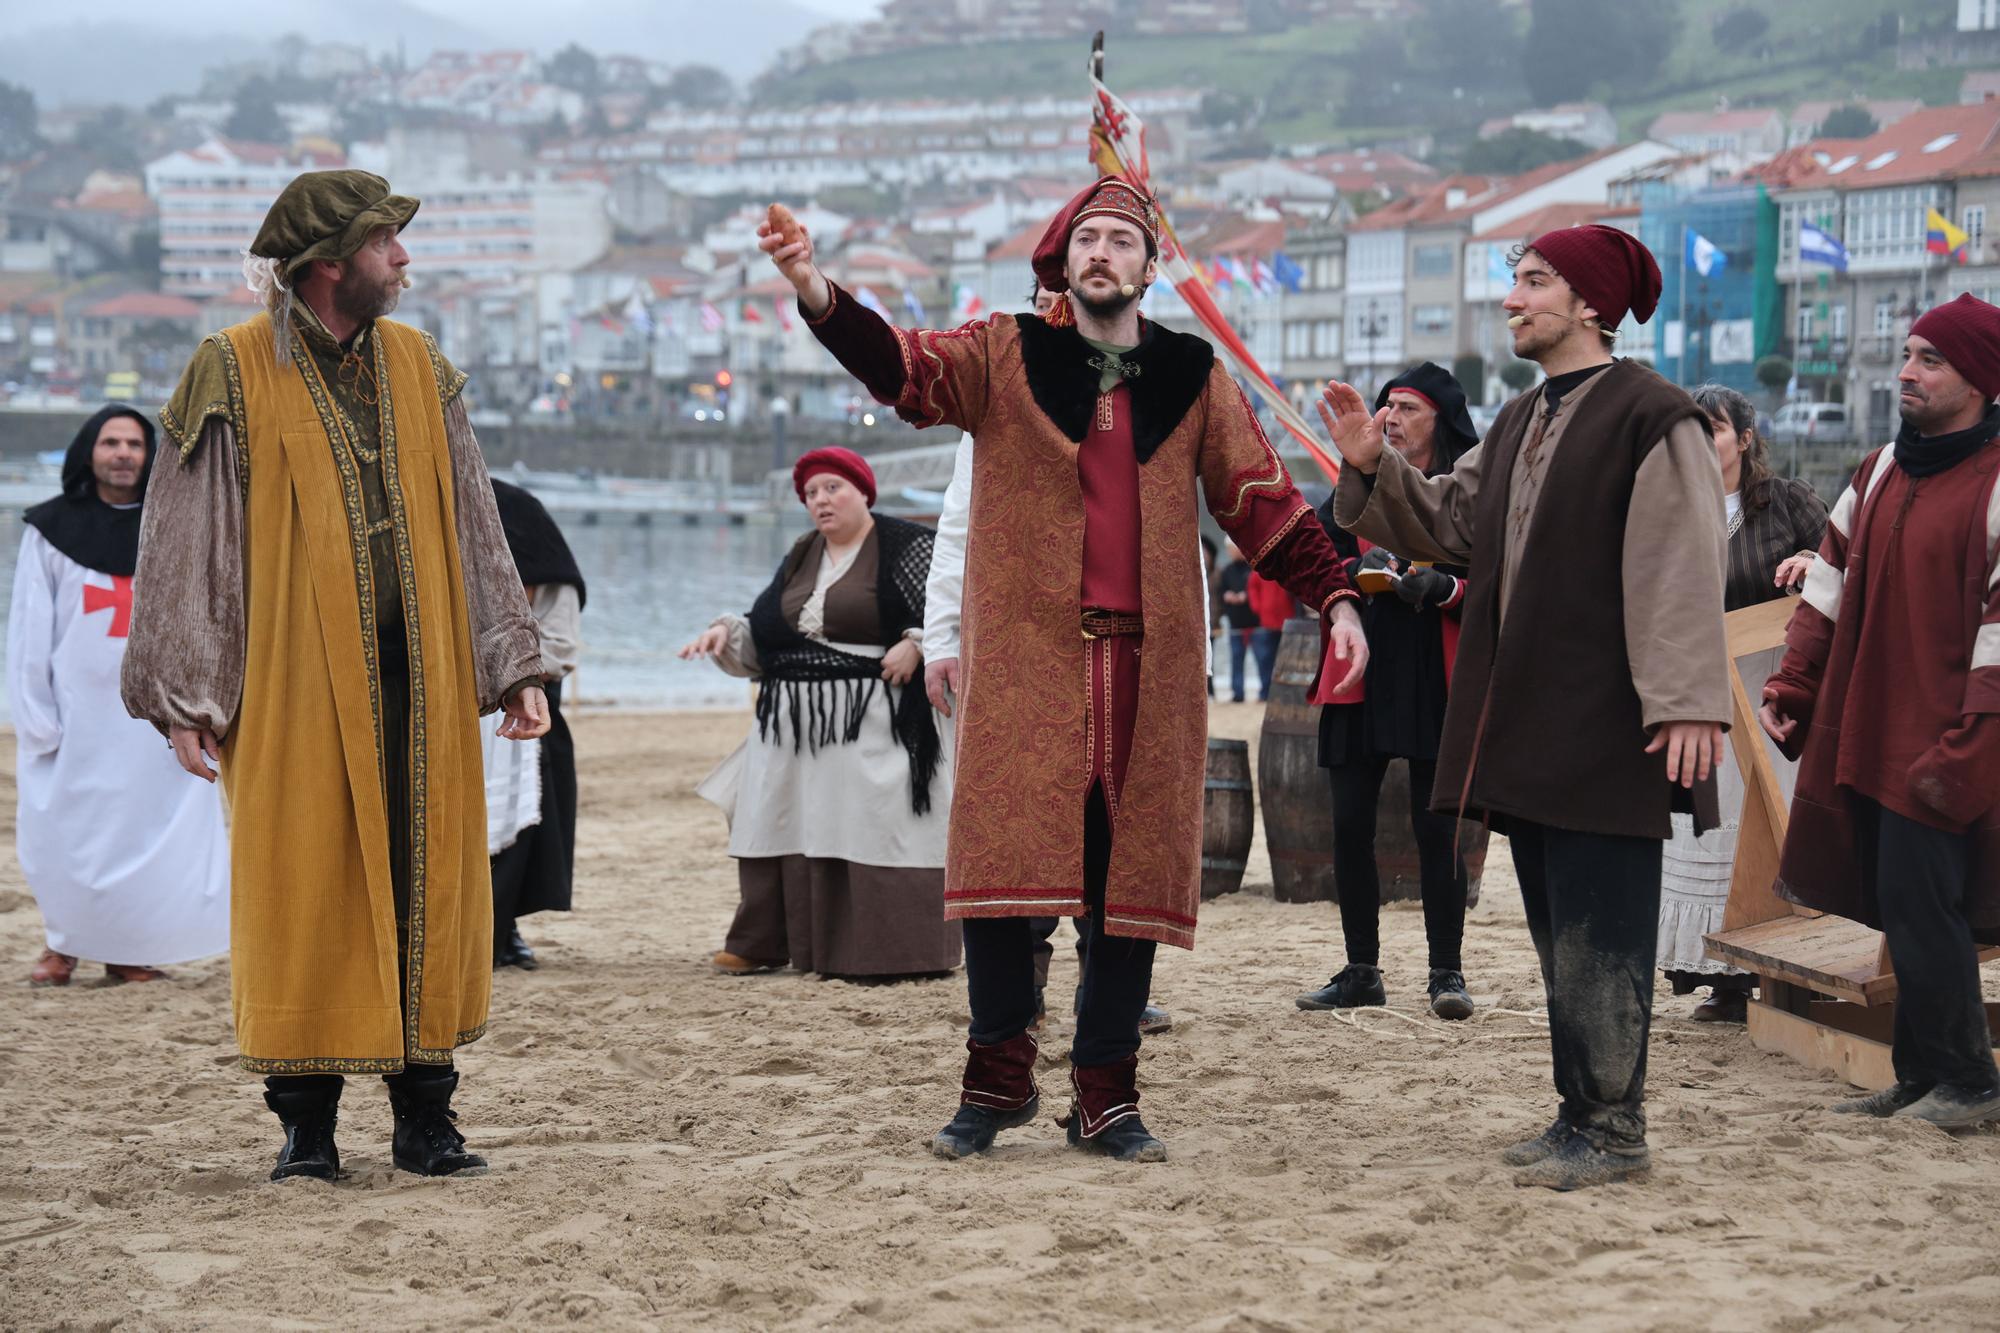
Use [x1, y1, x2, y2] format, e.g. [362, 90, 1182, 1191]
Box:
[726, 856, 961, 977]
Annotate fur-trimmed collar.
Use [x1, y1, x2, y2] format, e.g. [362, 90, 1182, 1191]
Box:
[1015, 315, 1215, 464]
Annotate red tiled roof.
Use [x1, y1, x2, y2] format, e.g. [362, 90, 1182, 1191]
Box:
[987, 221, 1044, 260]
[80, 292, 203, 319]
[1467, 202, 1605, 245]
[1776, 103, 2000, 188]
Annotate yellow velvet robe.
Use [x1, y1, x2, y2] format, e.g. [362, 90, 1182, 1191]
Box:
[137, 313, 506, 1073]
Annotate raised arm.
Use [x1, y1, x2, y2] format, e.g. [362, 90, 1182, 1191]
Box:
[759, 205, 992, 433]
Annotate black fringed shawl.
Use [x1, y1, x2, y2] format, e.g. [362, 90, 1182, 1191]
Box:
[746, 515, 941, 815]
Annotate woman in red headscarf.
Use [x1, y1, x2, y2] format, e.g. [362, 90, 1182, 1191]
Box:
[680, 447, 959, 979]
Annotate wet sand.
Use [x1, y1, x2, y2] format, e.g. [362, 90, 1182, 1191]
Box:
[4, 703, 1999, 1330]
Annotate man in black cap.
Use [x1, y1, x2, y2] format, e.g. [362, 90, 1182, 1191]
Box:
[1296, 363, 1480, 1022]
[124, 169, 549, 1183]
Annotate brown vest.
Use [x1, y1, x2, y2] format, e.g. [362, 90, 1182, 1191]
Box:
[1437, 358, 1717, 840]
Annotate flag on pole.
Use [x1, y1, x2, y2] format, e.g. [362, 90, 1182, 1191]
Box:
[1086, 35, 1336, 478]
[775, 298, 795, 331]
[951, 283, 985, 321]
[1684, 229, 1727, 279]
[623, 290, 654, 334]
[1926, 206, 1971, 263]
[1799, 220, 1849, 273]
[699, 301, 724, 332]
[1271, 252, 1305, 293]
[1251, 256, 1278, 296]
[901, 287, 926, 322]
[856, 286, 891, 317]
[740, 300, 765, 324]
[1222, 257, 1253, 293]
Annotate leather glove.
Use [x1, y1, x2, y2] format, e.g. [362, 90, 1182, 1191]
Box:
[1392, 565, 1456, 609]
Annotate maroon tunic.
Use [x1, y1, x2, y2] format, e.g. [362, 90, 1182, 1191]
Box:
[1766, 440, 2000, 933]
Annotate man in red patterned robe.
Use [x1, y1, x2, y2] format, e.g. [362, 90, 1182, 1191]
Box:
[759, 178, 1365, 1162]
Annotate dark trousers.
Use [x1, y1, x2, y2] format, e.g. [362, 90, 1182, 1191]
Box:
[1327, 755, 1467, 971]
[1250, 627, 1281, 699]
[1852, 795, 1999, 1091]
[1509, 819, 1662, 1151]
[964, 787, 1156, 1066]
[1227, 628, 1253, 701]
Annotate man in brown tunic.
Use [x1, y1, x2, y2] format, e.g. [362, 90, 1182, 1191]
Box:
[762, 180, 1367, 1162]
[1323, 225, 1729, 1189]
[123, 171, 549, 1183]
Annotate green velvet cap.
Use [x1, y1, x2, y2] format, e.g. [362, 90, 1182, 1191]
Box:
[250, 170, 419, 280]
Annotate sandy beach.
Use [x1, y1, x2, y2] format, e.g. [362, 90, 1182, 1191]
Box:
[4, 701, 1999, 1331]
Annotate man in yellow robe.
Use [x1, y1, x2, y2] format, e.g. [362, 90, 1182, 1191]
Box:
[122, 170, 550, 1183]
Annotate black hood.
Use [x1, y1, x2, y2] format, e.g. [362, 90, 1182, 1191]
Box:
[23, 404, 157, 576]
[1375, 362, 1478, 475]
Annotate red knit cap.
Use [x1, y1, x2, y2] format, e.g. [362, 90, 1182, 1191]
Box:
[792, 446, 876, 507]
[1910, 293, 2000, 400]
[1031, 175, 1161, 296]
[1525, 224, 1663, 330]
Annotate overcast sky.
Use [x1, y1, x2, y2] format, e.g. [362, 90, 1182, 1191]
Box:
[414, 0, 884, 22]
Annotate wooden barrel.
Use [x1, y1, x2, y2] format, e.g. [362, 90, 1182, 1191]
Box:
[1200, 737, 1253, 900]
[1257, 618, 1490, 906]
[1258, 618, 1335, 902]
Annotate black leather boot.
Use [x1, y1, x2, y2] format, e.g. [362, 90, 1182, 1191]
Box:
[264, 1075, 342, 1183]
[384, 1066, 488, 1177]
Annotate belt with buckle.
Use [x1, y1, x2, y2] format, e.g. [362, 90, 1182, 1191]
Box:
[1080, 609, 1145, 639]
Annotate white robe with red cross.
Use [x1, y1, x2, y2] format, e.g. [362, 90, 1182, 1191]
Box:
[7, 526, 229, 964]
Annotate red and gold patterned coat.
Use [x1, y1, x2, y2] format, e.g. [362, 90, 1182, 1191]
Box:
[808, 287, 1357, 948]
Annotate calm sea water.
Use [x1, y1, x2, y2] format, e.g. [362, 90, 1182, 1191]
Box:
[0, 510, 801, 721]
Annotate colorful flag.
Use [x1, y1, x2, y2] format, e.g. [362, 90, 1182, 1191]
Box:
[1222, 257, 1253, 292]
[855, 286, 890, 317]
[775, 298, 795, 331]
[901, 287, 926, 322]
[1251, 256, 1278, 296]
[1685, 229, 1727, 279]
[1927, 206, 1970, 262]
[1087, 39, 1335, 478]
[1799, 221, 1849, 273]
[699, 301, 724, 332]
[740, 300, 765, 324]
[1271, 252, 1305, 293]
[951, 283, 985, 321]
[623, 290, 653, 334]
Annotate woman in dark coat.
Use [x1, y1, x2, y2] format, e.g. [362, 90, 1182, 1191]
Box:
[1656, 384, 1828, 1021]
[489, 478, 586, 970]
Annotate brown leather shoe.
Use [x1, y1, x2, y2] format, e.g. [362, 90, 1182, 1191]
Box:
[711, 950, 780, 975]
[29, 950, 77, 987]
[104, 964, 168, 984]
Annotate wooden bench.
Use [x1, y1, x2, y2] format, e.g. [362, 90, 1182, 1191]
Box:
[1703, 598, 2000, 1090]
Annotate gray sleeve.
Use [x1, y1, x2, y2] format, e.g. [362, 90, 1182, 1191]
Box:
[121, 418, 246, 736]
[1624, 418, 1732, 730]
[444, 398, 545, 713]
[1332, 440, 1484, 565]
[529, 582, 582, 679]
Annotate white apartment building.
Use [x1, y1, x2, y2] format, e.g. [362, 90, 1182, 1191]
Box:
[144, 138, 348, 296]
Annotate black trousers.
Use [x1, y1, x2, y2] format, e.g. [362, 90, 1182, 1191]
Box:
[1327, 755, 1467, 971]
[1852, 795, 1999, 1091]
[964, 787, 1156, 1067]
[1509, 819, 1662, 1151]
